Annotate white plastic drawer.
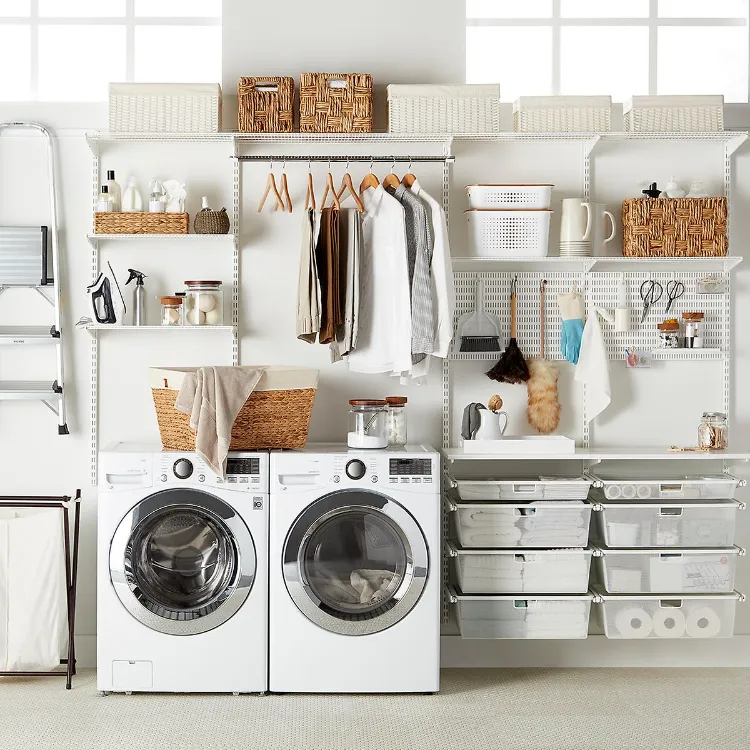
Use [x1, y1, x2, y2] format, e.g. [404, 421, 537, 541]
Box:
[594, 500, 743, 548]
[448, 543, 593, 594]
[449, 499, 592, 549]
[452, 476, 592, 501]
[592, 475, 742, 501]
[594, 546, 743, 594]
[595, 591, 742, 639]
[449, 588, 593, 639]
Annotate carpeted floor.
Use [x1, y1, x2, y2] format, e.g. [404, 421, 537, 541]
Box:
[0, 668, 746, 749]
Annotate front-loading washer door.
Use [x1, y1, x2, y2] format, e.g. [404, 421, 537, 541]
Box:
[282, 490, 429, 636]
[110, 488, 256, 636]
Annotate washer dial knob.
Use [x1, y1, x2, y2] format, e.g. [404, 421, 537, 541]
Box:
[345, 459, 367, 480]
[173, 458, 194, 480]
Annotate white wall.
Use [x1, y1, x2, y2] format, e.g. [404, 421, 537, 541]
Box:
[0, 0, 749, 667]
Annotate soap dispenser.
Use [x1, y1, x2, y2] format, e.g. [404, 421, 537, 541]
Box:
[105, 170, 122, 211]
[122, 176, 144, 212]
[125, 268, 147, 326]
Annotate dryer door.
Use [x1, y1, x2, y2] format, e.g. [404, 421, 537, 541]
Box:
[109, 488, 256, 635]
[282, 489, 429, 636]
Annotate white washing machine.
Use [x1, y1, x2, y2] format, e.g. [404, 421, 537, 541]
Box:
[97, 443, 268, 694]
[269, 445, 441, 694]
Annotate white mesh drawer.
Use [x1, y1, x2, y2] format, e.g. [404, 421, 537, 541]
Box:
[596, 591, 741, 639]
[466, 185, 553, 210]
[466, 209, 551, 257]
[453, 476, 592, 501]
[594, 500, 743, 548]
[449, 588, 593, 639]
[594, 547, 743, 594]
[593, 475, 742, 501]
[450, 500, 592, 549]
[449, 544, 593, 594]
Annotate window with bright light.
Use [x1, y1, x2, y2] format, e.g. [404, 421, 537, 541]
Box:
[467, 0, 749, 102]
[0, 0, 221, 101]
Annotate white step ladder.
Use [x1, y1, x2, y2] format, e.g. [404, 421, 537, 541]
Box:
[0, 122, 68, 434]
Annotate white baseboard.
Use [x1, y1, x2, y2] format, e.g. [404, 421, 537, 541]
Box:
[76, 635, 750, 670]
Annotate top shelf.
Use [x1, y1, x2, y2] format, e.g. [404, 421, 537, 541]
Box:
[451, 256, 743, 272]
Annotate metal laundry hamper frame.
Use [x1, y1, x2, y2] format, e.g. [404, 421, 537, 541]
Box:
[0, 490, 81, 689]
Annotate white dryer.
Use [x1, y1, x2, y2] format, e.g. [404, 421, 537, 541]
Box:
[269, 445, 441, 694]
[97, 443, 268, 694]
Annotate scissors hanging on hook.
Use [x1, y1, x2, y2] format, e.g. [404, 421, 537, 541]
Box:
[640, 280, 663, 323]
[664, 280, 685, 313]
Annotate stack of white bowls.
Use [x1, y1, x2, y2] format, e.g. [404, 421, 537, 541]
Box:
[560, 198, 592, 256]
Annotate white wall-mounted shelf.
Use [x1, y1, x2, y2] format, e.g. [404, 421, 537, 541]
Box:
[448, 348, 724, 362]
[443, 447, 750, 463]
[451, 256, 743, 273]
[83, 324, 234, 335]
[86, 233, 236, 247]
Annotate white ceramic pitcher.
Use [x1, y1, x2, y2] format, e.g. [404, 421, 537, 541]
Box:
[583, 202, 617, 255]
[474, 410, 509, 440]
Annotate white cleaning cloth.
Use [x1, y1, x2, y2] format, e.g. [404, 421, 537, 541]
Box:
[574, 311, 611, 423]
[175, 366, 263, 477]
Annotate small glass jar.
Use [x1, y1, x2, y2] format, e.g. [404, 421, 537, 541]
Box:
[683, 312, 705, 349]
[160, 296, 183, 326]
[348, 400, 387, 449]
[657, 320, 681, 348]
[699, 412, 728, 450]
[385, 396, 408, 446]
[184, 280, 223, 326]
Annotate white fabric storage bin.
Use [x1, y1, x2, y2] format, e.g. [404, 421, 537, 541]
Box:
[466, 209, 552, 257]
[449, 543, 593, 594]
[514, 96, 611, 132]
[594, 546, 742, 594]
[450, 500, 592, 549]
[594, 500, 743, 548]
[449, 588, 593, 639]
[596, 590, 741, 639]
[453, 476, 592, 501]
[388, 84, 501, 133]
[109, 83, 222, 133]
[624, 95, 724, 132]
[466, 184, 553, 210]
[592, 475, 741, 501]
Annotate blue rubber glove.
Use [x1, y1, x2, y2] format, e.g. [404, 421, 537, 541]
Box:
[558, 291, 585, 365]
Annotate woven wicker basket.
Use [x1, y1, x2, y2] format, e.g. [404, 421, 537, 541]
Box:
[95, 212, 189, 235]
[299, 73, 373, 133]
[237, 76, 295, 133]
[514, 96, 611, 132]
[194, 208, 230, 234]
[150, 366, 319, 451]
[624, 95, 724, 132]
[622, 198, 728, 257]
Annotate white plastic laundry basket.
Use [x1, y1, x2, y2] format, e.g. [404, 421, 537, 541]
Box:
[466, 185, 554, 210]
[466, 209, 552, 257]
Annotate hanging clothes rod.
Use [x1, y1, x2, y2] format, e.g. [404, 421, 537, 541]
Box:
[234, 155, 455, 163]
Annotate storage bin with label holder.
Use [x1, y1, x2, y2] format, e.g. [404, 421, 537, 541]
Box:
[448, 587, 594, 639]
[465, 209, 552, 258]
[447, 542, 593, 594]
[593, 546, 743, 594]
[451, 475, 592, 501]
[595, 589, 742, 639]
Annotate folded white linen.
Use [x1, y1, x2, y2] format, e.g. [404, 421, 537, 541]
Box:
[519, 529, 589, 546]
[520, 515, 585, 531]
[462, 527, 522, 546]
[461, 556, 522, 571]
[462, 509, 521, 528]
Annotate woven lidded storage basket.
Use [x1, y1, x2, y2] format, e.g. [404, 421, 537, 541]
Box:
[624, 95, 724, 132]
[387, 84, 500, 133]
[514, 96, 611, 132]
[237, 76, 295, 133]
[299, 73, 373, 133]
[95, 212, 189, 235]
[150, 366, 319, 451]
[108, 83, 222, 133]
[622, 198, 728, 257]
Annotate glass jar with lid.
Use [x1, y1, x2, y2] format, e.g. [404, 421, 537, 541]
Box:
[698, 412, 727, 450]
[385, 396, 408, 446]
[184, 280, 223, 326]
[160, 296, 183, 326]
[657, 319, 681, 348]
[348, 400, 388, 449]
[682, 312, 705, 349]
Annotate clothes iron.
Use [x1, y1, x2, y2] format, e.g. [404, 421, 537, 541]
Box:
[87, 261, 126, 325]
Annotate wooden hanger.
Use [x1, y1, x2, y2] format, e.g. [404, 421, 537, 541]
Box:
[382, 156, 401, 190]
[359, 157, 380, 195]
[257, 162, 285, 213]
[400, 156, 417, 189]
[320, 161, 341, 210]
[279, 161, 293, 213]
[335, 159, 365, 212]
[304, 164, 316, 212]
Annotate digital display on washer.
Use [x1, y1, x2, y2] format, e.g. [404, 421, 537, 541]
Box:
[227, 457, 260, 476]
[389, 458, 432, 476]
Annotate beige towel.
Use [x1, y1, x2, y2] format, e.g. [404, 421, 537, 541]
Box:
[174, 366, 262, 477]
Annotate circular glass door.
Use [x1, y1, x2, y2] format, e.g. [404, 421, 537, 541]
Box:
[110, 489, 256, 636]
[283, 490, 429, 636]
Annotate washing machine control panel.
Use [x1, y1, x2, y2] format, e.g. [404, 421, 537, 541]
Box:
[173, 458, 194, 479]
[155, 452, 268, 492]
[345, 459, 367, 480]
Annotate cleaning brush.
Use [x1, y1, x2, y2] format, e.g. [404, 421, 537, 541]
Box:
[459, 278, 502, 352]
[487, 275, 530, 384]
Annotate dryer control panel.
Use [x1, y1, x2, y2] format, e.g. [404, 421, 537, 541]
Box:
[155, 451, 268, 492]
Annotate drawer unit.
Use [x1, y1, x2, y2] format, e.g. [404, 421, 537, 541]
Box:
[449, 588, 594, 639]
[448, 543, 593, 594]
[594, 547, 743, 594]
[591, 475, 742, 501]
[594, 500, 743, 548]
[448, 499, 592, 549]
[452, 476, 592, 502]
[596, 591, 742, 639]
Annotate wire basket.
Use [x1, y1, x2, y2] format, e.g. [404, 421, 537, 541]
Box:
[94, 212, 189, 235]
[237, 76, 295, 133]
[299, 73, 373, 133]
